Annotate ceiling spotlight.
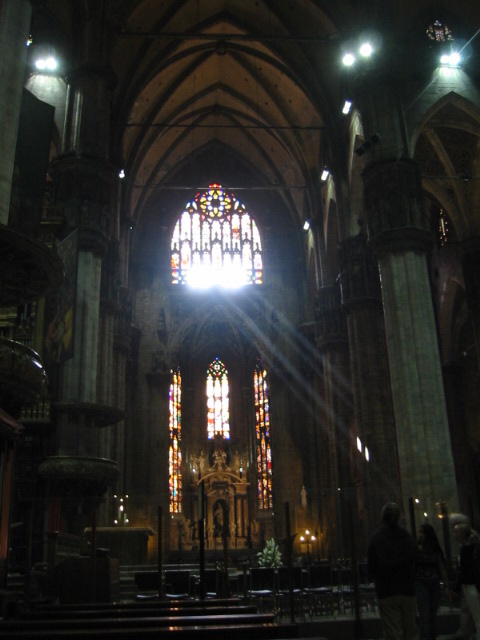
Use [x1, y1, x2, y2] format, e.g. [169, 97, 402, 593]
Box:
[359, 42, 373, 57]
[342, 100, 352, 115]
[342, 52, 356, 67]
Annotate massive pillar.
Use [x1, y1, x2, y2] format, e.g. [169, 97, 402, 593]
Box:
[146, 370, 171, 560]
[339, 233, 401, 543]
[268, 367, 302, 544]
[314, 285, 353, 558]
[38, 5, 122, 532]
[352, 48, 458, 523]
[0, 0, 32, 225]
[461, 239, 480, 372]
[363, 159, 458, 522]
[352, 57, 459, 520]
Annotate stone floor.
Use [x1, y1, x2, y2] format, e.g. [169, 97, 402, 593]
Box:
[283, 605, 461, 639]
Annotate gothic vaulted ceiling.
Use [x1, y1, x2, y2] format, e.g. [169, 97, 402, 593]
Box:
[34, 1, 480, 240]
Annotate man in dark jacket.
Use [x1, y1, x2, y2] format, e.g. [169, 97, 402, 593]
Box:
[368, 502, 419, 640]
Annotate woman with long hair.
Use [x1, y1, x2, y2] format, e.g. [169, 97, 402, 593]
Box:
[415, 523, 451, 640]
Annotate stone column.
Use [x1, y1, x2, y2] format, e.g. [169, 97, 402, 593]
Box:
[267, 367, 301, 544]
[39, 5, 121, 532]
[363, 160, 458, 520]
[442, 364, 478, 525]
[0, 0, 32, 225]
[461, 239, 480, 371]
[350, 52, 459, 522]
[315, 285, 353, 558]
[338, 233, 401, 543]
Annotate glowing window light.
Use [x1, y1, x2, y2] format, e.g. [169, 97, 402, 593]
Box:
[426, 19, 454, 43]
[171, 184, 263, 287]
[169, 368, 182, 513]
[206, 358, 230, 440]
[254, 360, 273, 510]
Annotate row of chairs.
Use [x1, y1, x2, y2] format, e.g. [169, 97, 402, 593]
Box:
[135, 563, 377, 619]
[247, 564, 375, 618]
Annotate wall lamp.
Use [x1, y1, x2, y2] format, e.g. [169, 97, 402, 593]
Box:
[320, 167, 330, 182]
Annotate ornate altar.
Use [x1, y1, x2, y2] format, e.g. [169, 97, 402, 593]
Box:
[169, 443, 251, 553]
[198, 447, 249, 549]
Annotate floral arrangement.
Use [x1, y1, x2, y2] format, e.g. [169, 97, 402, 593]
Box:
[257, 538, 282, 568]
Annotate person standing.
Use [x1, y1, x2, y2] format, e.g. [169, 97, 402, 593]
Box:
[368, 502, 419, 640]
[444, 514, 480, 640]
[415, 523, 451, 640]
[452, 523, 480, 640]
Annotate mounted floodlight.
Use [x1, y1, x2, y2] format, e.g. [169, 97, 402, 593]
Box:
[440, 51, 461, 66]
[35, 56, 58, 71]
[119, 169, 126, 179]
[342, 100, 352, 115]
[303, 219, 311, 231]
[321, 168, 330, 182]
[450, 51, 461, 66]
[342, 52, 356, 67]
[359, 42, 373, 57]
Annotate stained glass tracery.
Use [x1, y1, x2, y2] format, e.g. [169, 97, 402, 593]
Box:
[254, 361, 273, 510]
[171, 184, 263, 287]
[206, 357, 230, 439]
[426, 19, 454, 43]
[169, 368, 182, 513]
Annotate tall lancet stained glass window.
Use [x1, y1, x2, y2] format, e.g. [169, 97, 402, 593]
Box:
[171, 184, 263, 287]
[254, 361, 273, 510]
[169, 368, 182, 513]
[207, 358, 230, 439]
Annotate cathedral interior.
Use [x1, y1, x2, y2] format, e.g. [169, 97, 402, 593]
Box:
[1, 0, 480, 597]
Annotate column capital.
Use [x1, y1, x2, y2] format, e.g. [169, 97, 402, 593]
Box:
[338, 233, 382, 311]
[363, 158, 432, 257]
[314, 285, 348, 351]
